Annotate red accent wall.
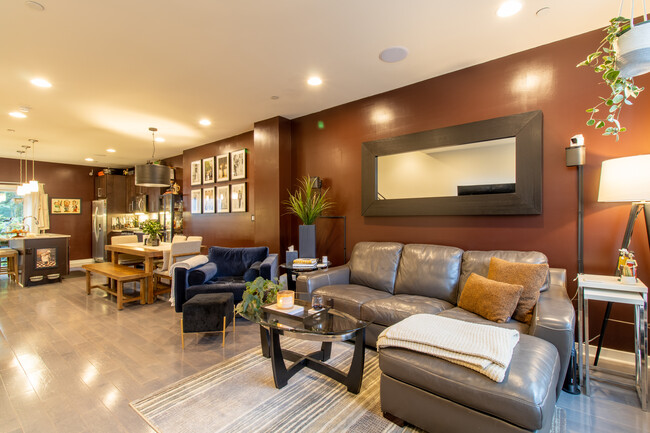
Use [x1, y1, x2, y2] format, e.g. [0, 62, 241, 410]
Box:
[290, 30, 650, 351]
[0, 158, 97, 260]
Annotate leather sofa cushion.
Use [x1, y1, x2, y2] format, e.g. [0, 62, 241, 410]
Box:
[394, 244, 463, 303]
[438, 307, 530, 334]
[208, 246, 268, 277]
[457, 273, 523, 323]
[361, 295, 454, 327]
[458, 250, 549, 302]
[349, 242, 403, 294]
[378, 334, 559, 431]
[314, 284, 392, 318]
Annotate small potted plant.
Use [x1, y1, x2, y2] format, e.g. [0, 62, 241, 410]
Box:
[235, 277, 284, 320]
[577, 16, 647, 139]
[140, 219, 163, 246]
[283, 176, 333, 259]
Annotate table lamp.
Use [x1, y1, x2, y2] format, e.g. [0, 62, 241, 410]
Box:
[594, 154, 650, 365]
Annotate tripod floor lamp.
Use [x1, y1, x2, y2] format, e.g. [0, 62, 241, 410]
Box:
[595, 154, 650, 365]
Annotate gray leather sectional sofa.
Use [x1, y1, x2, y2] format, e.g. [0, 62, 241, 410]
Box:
[296, 242, 575, 433]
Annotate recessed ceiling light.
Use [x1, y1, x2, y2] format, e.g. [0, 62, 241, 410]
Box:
[30, 78, 52, 88]
[85, 157, 94, 162]
[307, 76, 322, 86]
[270, 96, 280, 100]
[9, 112, 27, 118]
[106, 148, 116, 153]
[379, 46, 409, 63]
[497, 1, 522, 17]
[199, 119, 211, 126]
[155, 137, 165, 143]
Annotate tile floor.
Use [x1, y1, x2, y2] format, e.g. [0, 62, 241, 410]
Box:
[0, 274, 648, 432]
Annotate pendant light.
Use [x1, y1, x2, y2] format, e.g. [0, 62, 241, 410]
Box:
[16, 150, 26, 196]
[615, 0, 650, 78]
[20, 145, 32, 193]
[135, 127, 172, 187]
[28, 139, 39, 192]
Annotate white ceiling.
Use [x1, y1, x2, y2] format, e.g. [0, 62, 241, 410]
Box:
[0, 1, 620, 168]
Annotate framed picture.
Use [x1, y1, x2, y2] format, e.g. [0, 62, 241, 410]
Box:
[35, 248, 57, 269]
[191, 189, 202, 214]
[202, 157, 215, 184]
[203, 187, 215, 213]
[51, 198, 81, 214]
[231, 182, 247, 212]
[217, 153, 229, 182]
[190, 160, 202, 186]
[231, 149, 246, 180]
[217, 185, 230, 213]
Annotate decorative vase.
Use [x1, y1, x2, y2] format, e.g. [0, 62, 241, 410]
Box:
[147, 235, 160, 246]
[615, 21, 650, 78]
[298, 224, 316, 258]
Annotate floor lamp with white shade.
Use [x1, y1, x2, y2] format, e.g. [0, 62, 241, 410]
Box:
[594, 154, 650, 365]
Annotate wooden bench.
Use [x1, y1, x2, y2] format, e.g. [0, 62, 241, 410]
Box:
[82, 262, 148, 310]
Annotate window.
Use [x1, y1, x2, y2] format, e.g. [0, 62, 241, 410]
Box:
[0, 185, 24, 234]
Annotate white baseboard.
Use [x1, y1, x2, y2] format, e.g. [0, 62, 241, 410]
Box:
[577, 343, 635, 368]
[70, 258, 94, 270]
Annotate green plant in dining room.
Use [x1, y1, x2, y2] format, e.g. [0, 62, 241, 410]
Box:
[577, 16, 644, 140]
[140, 218, 163, 243]
[284, 175, 333, 225]
[235, 277, 284, 319]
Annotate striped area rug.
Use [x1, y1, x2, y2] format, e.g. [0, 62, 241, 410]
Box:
[131, 339, 565, 433]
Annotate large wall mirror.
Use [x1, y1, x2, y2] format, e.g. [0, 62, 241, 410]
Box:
[361, 110, 542, 216]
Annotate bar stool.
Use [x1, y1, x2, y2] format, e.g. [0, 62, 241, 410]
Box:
[0, 248, 19, 282]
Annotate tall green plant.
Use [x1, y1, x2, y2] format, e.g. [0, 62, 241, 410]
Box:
[284, 176, 333, 225]
[577, 16, 644, 140]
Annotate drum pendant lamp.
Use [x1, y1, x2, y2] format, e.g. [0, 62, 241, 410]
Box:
[135, 127, 172, 187]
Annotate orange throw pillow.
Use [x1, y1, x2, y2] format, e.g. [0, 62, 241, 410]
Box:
[458, 273, 523, 323]
[487, 257, 549, 324]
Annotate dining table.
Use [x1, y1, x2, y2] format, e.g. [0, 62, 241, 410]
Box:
[105, 242, 171, 304]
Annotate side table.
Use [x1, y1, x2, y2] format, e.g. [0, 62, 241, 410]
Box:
[280, 261, 330, 292]
[577, 274, 647, 411]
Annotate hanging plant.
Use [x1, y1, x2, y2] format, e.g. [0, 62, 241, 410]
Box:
[577, 16, 645, 140]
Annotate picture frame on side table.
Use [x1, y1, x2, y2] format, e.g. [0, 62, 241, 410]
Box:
[191, 189, 202, 214]
[190, 160, 202, 186]
[51, 198, 81, 214]
[202, 157, 215, 184]
[231, 182, 247, 212]
[217, 153, 229, 182]
[231, 149, 246, 180]
[217, 185, 230, 213]
[203, 187, 215, 213]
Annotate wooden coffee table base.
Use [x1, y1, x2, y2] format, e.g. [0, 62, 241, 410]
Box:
[259, 326, 366, 394]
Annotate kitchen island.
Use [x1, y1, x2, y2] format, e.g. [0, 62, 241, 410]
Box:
[8, 234, 71, 287]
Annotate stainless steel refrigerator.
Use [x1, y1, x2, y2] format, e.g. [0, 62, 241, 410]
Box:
[92, 199, 107, 262]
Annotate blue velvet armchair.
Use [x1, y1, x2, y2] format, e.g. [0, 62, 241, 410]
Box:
[174, 246, 278, 312]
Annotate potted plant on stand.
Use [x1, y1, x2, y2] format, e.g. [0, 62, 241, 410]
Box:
[284, 176, 333, 259]
[577, 7, 650, 140]
[140, 219, 163, 246]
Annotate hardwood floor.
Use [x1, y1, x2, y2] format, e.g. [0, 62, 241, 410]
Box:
[0, 273, 648, 432]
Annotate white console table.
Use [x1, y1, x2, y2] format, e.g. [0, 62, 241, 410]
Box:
[577, 274, 647, 411]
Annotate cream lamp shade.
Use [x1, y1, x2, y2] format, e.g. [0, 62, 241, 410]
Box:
[598, 154, 650, 202]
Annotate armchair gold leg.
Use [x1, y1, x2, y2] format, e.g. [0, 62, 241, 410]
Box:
[181, 318, 185, 349]
[222, 316, 226, 347]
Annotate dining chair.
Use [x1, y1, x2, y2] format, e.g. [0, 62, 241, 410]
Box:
[152, 240, 202, 301]
[111, 235, 144, 266]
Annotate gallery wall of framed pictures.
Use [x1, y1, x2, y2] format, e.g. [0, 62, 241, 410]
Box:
[190, 148, 247, 215]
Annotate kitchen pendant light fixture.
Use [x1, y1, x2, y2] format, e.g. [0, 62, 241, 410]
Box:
[28, 139, 39, 192]
[16, 150, 26, 196]
[20, 145, 31, 194]
[135, 127, 172, 187]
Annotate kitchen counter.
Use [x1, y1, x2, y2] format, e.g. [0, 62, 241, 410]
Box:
[8, 235, 70, 286]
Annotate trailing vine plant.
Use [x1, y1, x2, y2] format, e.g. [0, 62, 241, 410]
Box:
[577, 16, 644, 140]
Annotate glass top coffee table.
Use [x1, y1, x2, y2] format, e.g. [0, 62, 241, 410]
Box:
[240, 299, 369, 393]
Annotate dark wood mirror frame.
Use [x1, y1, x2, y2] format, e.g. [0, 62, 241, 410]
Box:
[361, 110, 543, 216]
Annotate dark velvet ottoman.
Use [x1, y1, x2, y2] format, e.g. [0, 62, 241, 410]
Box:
[181, 292, 234, 348]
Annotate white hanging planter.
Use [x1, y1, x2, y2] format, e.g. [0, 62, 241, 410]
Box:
[615, 20, 650, 78]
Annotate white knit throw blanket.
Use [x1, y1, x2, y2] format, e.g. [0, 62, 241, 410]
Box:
[168, 255, 209, 306]
[377, 314, 520, 382]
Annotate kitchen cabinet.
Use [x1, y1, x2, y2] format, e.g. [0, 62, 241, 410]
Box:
[94, 174, 126, 213]
[9, 234, 70, 286]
